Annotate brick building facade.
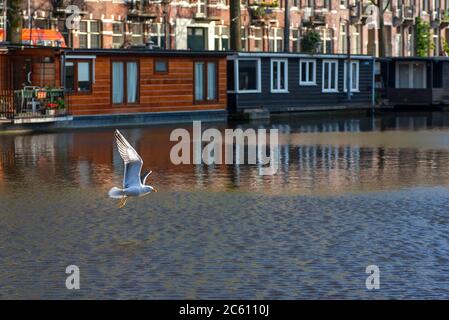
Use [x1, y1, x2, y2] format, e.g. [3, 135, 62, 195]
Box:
[2, 0, 449, 56]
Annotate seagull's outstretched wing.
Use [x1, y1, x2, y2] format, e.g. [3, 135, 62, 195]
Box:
[115, 129, 143, 188]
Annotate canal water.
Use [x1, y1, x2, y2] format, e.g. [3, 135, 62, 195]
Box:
[1, 112, 449, 299]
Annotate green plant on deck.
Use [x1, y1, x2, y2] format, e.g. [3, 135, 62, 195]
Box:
[415, 17, 434, 57]
[56, 98, 66, 110]
[300, 29, 322, 54]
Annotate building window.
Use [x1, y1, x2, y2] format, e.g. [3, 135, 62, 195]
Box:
[291, 28, 300, 52]
[214, 25, 229, 50]
[65, 60, 93, 93]
[79, 20, 102, 48]
[271, 59, 288, 93]
[112, 22, 124, 48]
[339, 24, 347, 54]
[395, 33, 403, 56]
[351, 25, 361, 54]
[188, 27, 206, 50]
[196, 0, 207, 16]
[194, 61, 218, 102]
[299, 59, 316, 85]
[320, 28, 333, 54]
[154, 59, 168, 73]
[241, 26, 248, 51]
[269, 28, 283, 52]
[344, 60, 360, 92]
[150, 23, 166, 48]
[253, 27, 263, 51]
[322, 60, 338, 93]
[131, 22, 144, 45]
[237, 59, 261, 92]
[112, 61, 139, 104]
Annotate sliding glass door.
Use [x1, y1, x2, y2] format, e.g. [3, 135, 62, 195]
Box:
[112, 61, 139, 105]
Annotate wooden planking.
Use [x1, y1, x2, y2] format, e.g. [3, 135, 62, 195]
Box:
[68, 55, 227, 115]
[234, 57, 373, 111]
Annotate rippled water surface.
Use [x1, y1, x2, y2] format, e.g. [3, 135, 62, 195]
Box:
[1, 112, 449, 299]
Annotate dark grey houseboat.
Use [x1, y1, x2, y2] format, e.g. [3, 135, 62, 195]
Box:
[379, 57, 449, 107]
[227, 52, 375, 114]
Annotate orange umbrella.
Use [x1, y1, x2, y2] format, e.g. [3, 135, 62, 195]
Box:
[0, 28, 67, 47]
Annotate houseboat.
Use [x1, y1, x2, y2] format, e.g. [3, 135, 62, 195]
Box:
[379, 57, 449, 108]
[227, 52, 375, 115]
[1, 45, 229, 128]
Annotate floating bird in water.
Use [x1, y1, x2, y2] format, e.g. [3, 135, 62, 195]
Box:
[108, 129, 157, 208]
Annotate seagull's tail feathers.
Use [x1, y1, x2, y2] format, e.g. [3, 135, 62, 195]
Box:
[108, 187, 126, 199]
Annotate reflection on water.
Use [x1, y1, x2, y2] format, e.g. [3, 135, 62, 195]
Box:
[1, 112, 449, 299]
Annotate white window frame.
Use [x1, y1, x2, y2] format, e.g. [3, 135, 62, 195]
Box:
[214, 25, 229, 51]
[322, 59, 339, 93]
[79, 20, 102, 49]
[343, 60, 360, 92]
[150, 22, 165, 48]
[235, 58, 262, 94]
[299, 59, 316, 86]
[270, 59, 289, 93]
[252, 26, 263, 51]
[269, 27, 283, 52]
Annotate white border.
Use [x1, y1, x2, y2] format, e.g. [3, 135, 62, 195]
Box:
[235, 58, 262, 93]
[344, 60, 360, 92]
[270, 58, 289, 93]
[322, 59, 339, 93]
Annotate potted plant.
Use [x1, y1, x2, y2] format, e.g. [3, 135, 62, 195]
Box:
[46, 102, 58, 116]
[56, 98, 66, 115]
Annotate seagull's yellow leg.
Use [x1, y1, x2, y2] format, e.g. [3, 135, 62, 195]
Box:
[118, 197, 128, 209]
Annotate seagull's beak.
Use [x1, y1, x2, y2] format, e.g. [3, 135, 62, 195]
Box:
[153, 188, 158, 193]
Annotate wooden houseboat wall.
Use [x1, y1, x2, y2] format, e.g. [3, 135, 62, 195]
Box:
[63, 50, 228, 116]
[227, 53, 375, 113]
[379, 57, 449, 107]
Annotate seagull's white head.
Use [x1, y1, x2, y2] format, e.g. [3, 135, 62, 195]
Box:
[143, 185, 158, 194]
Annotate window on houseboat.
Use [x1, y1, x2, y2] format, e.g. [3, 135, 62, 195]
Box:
[112, 61, 139, 104]
[271, 59, 288, 92]
[396, 62, 426, 89]
[299, 59, 316, 85]
[155, 60, 168, 73]
[64, 60, 92, 93]
[238, 60, 259, 92]
[65, 62, 75, 91]
[78, 62, 91, 92]
[127, 62, 138, 103]
[344, 60, 359, 92]
[322, 60, 338, 92]
[194, 61, 217, 102]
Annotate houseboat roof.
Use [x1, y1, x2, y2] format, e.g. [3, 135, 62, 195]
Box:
[63, 48, 232, 57]
[377, 56, 449, 62]
[229, 52, 374, 60]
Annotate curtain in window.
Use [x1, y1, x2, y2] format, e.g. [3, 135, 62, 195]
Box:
[127, 62, 138, 103]
[112, 62, 124, 104]
[207, 62, 216, 100]
[195, 62, 204, 101]
[77, 62, 90, 91]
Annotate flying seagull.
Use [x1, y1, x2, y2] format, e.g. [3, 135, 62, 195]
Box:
[108, 129, 157, 208]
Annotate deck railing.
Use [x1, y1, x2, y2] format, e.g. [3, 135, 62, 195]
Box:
[1, 87, 69, 120]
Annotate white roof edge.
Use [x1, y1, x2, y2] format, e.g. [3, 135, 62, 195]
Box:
[229, 52, 374, 60]
[65, 55, 97, 59]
